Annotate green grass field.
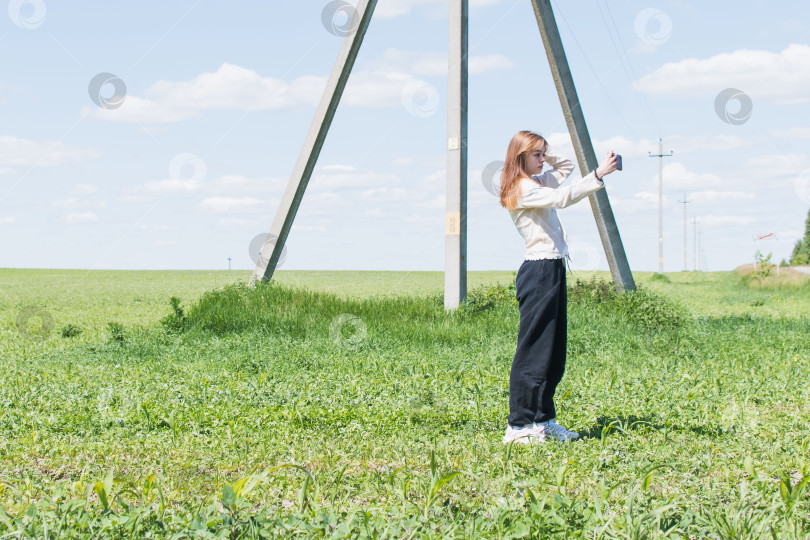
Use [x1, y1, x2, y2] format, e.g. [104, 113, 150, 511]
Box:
[0, 268, 808, 538]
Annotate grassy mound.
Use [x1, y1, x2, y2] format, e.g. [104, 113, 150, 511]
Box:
[174, 277, 687, 334]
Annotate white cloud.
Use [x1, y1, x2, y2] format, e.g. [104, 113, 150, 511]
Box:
[368, 49, 513, 76]
[375, 0, 451, 18]
[642, 162, 727, 191]
[84, 95, 203, 124]
[667, 135, 754, 154]
[742, 153, 810, 185]
[75, 184, 99, 195]
[119, 194, 152, 203]
[83, 62, 446, 123]
[375, 0, 502, 18]
[208, 175, 286, 194]
[311, 165, 399, 190]
[690, 190, 755, 203]
[291, 224, 328, 232]
[368, 49, 447, 76]
[770, 127, 810, 139]
[699, 215, 755, 226]
[469, 54, 514, 75]
[82, 64, 319, 123]
[340, 70, 420, 108]
[85, 64, 322, 123]
[131, 174, 286, 199]
[0, 136, 99, 171]
[403, 213, 441, 224]
[321, 164, 356, 172]
[217, 218, 262, 228]
[1, 216, 16, 224]
[778, 228, 803, 244]
[633, 44, 810, 104]
[416, 169, 445, 192]
[51, 197, 107, 209]
[416, 193, 446, 209]
[609, 194, 657, 215]
[392, 156, 414, 166]
[146, 63, 307, 111]
[142, 178, 203, 194]
[61, 213, 98, 224]
[360, 187, 411, 202]
[139, 224, 171, 232]
[298, 192, 346, 214]
[199, 196, 270, 213]
[542, 132, 755, 167]
[635, 192, 661, 203]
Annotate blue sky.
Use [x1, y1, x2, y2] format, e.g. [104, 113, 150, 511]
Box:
[2, 0, 810, 273]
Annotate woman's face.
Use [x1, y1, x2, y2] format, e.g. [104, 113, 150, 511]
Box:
[523, 144, 546, 176]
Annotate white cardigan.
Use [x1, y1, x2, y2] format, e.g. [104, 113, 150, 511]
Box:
[508, 152, 605, 261]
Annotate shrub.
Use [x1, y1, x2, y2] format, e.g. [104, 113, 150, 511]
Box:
[569, 277, 686, 332]
[60, 324, 83, 338]
[181, 281, 312, 337]
[569, 276, 617, 304]
[160, 296, 186, 333]
[748, 251, 775, 288]
[461, 280, 516, 314]
[106, 322, 126, 343]
[615, 287, 686, 332]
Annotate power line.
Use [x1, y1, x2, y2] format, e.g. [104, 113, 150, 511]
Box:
[549, 0, 634, 133]
[598, 1, 661, 134]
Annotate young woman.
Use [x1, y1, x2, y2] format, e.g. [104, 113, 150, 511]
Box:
[500, 130, 620, 444]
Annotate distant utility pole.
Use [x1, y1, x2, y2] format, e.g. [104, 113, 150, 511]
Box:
[678, 194, 690, 271]
[228, 256, 232, 271]
[692, 217, 697, 271]
[697, 225, 702, 272]
[649, 138, 673, 274]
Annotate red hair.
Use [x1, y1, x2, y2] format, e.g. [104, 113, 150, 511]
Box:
[500, 131, 547, 210]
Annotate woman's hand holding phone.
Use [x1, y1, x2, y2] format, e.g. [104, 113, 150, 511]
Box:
[596, 151, 622, 179]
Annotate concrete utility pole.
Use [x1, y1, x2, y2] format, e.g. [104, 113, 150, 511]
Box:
[678, 194, 690, 271]
[444, 0, 468, 310]
[649, 138, 673, 274]
[250, 0, 378, 285]
[530, 0, 635, 292]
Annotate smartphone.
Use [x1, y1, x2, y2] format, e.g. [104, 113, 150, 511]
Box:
[615, 154, 623, 171]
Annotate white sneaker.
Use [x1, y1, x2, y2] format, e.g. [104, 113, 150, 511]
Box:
[534, 419, 579, 441]
[502, 424, 547, 445]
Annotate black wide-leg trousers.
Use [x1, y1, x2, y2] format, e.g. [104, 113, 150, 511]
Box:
[508, 258, 567, 427]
